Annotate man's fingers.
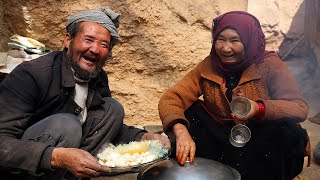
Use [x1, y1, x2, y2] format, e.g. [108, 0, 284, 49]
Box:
[161, 137, 171, 150]
[157, 135, 170, 149]
[99, 165, 111, 173]
[82, 167, 100, 178]
[142, 133, 171, 150]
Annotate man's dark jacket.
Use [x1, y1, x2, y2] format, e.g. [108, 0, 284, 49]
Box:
[0, 51, 144, 174]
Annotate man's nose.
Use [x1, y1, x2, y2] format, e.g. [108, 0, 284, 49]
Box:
[89, 42, 100, 54]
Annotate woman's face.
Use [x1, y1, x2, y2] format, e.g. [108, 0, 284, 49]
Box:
[214, 28, 245, 64]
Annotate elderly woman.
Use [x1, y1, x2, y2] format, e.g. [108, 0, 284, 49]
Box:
[159, 11, 308, 180]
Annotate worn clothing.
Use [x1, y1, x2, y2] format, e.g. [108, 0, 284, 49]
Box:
[159, 10, 308, 180]
[159, 54, 308, 179]
[183, 101, 307, 180]
[159, 55, 308, 131]
[0, 51, 145, 177]
[159, 56, 308, 180]
[74, 81, 89, 124]
[1, 113, 82, 180]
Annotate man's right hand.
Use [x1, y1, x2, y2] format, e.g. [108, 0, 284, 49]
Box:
[51, 148, 111, 178]
[172, 123, 196, 165]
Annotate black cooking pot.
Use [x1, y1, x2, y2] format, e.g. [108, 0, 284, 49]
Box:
[138, 157, 241, 180]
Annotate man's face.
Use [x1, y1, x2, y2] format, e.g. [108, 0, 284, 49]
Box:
[64, 22, 111, 79]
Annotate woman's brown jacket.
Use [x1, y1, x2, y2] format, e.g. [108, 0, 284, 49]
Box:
[158, 55, 308, 131]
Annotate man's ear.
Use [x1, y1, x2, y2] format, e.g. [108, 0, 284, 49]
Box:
[64, 33, 71, 49]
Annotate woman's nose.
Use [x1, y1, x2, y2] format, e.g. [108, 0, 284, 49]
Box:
[222, 42, 232, 52]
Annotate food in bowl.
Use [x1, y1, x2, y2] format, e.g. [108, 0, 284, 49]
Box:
[97, 140, 168, 167]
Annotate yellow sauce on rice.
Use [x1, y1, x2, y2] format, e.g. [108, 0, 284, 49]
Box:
[97, 140, 167, 167]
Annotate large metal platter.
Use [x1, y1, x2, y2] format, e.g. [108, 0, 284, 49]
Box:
[137, 157, 241, 180]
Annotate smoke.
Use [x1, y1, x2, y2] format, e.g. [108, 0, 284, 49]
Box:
[283, 43, 320, 117]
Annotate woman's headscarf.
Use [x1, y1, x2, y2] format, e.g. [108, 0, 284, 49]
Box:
[210, 11, 275, 73]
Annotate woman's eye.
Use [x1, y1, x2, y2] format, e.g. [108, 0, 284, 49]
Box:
[216, 37, 225, 41]
[231, 38, 241, 42]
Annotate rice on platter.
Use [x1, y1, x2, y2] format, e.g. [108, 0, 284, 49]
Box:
[97, 140, 168, 167]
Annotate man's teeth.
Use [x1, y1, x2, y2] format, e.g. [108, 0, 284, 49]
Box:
[84, 57, 96, 62]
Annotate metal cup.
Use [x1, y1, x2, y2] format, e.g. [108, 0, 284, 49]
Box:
[229, 124, 251, 147]
[230, 97, 251, 116]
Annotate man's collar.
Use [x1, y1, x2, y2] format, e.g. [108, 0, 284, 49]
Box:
[61, 49, 76, 88]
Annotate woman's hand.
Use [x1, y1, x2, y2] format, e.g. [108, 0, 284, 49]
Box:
[51, 148, 110, 178]
[172, 123, 196, 165]
[231, 99, 259, 124]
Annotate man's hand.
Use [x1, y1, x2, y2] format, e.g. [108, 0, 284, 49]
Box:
[172, 123, 196, 165]
[141, 133, 171, 150]
[231, 99, 259, 124]
[51, 148, 111, 178]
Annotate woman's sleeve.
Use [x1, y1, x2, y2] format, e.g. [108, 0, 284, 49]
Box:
[158, 66, 203, 132]
[261, 57, 308, 122]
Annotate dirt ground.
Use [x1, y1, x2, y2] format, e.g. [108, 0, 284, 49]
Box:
[295, 119, 320, 180]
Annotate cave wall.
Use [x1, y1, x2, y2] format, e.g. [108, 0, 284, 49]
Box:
[0, 0, 309, 126]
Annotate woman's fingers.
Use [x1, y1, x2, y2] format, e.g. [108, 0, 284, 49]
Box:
[180, 147, 190, 164]
[231, 113, 247, 124]
[189, 144, 196, 162]
[176, 138, 196, 164]
[176, 143, 185, 162]
[172, 123, 196, 165]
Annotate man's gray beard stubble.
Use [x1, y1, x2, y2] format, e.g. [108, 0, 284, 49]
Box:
[71, 61, 102, 80]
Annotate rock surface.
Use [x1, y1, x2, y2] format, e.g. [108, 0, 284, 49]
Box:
[0, 0, 318, 127]
[1, 1, 320, 179]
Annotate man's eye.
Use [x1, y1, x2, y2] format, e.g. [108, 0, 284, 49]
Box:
[101, 43, 109, 48]
[84, 38, 93, 43]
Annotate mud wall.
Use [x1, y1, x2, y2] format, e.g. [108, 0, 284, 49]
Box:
[0, 0, 311, 126]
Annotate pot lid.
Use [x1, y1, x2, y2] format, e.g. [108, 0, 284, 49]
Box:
[138, 157, 241, 180]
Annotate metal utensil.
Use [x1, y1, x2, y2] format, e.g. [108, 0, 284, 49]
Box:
[229, 124, 251, 147]
[230, 97, 251, 116]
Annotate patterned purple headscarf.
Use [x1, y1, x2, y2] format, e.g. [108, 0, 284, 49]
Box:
[210, 11, 276, 73]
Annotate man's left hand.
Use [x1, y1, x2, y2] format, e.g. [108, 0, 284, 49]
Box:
[141, 133, 171, 150]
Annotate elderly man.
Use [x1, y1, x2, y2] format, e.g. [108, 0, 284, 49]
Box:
[0, 8, 170, 180]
